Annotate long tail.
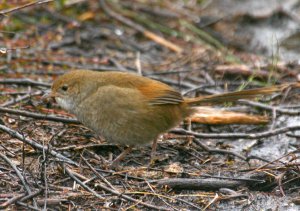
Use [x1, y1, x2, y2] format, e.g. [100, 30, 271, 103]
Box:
[185, 82, 300, 106]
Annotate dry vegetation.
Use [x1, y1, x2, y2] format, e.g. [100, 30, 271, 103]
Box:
[0, 0, 299, 210]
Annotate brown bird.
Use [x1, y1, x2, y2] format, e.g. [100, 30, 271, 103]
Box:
[49, 70, 296, 167]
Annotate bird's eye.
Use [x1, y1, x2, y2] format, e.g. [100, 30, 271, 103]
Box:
[61, 85, 68, 91]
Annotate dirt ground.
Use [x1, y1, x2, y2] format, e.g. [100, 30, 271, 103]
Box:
[0, 1, 299, 210]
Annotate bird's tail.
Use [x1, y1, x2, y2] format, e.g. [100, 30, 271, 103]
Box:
[185, 82, 300, 106]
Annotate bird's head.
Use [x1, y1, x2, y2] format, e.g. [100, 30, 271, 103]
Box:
[48, 70, 94, 111]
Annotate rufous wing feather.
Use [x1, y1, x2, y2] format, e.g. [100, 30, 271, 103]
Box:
[138, 82, 184, 105]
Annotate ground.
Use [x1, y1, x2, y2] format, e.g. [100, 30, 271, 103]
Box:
[0, 1, 299, 210]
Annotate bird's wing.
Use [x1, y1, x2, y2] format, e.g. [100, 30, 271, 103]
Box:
[137, 82, 184, 105]
[104, 72, 184, 105]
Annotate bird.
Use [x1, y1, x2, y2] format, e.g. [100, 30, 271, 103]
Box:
[48, 69, 297, 167]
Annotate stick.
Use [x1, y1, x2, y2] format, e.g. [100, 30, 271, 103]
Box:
[172, 125, 300, 139]
[0, 0, 54, 16]
[0, 124, 78, 166]
[0, 107, 79, 124]
[99, 0, 183, 53]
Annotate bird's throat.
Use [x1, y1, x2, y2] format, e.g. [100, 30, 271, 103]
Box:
[55, 97, 73, 111]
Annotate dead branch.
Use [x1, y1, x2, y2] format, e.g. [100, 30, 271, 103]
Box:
[15, 202, 40, 211]
[99, 0, 183, 53]
[64, 164, 171, 210]
[1, 91, 43, 107]
[77, 161, 172, 210]
[157, 178, 245, 190]
[0, 152, 39, 208]
[19, 189, 43, 203]
[0, 78, 51, 87]
[172, 125, 300, 139]
[0, 152, 33, 196]
[63, 165, 105, 200]
[94, 180, 172, 211]
[0, 124, 78, 166]
[193, 139, 247, 160]
[238, 100, 300, 115]
[80, 155, 117, 190]
[16, 189, 43, 210]
[220, 193, 248, 201]
[174, 197, 203, 210]
[0, 0, 54, 16]
[0, 193, 26, 209]
[251, 149, 299, 172]
[0, 107, 79, 124]
[0, 46, 30, 54]
[214, 64, 276, 79]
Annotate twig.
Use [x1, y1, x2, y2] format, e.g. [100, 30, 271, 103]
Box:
[203, 193, 219, 211]
[0, 153, 29, 193]
[16, 189, 43, 210]
[41, 136, 51, 210]
[122, 2, 179, 19]
[171, 125, 300, 139]
[15, 202, 40, 211]
[144, 69, 192, 76]
[80, 154, 117, 190]
[221, 193, 248, 200]
[238, 100, 300, 115]
[1, 91, 43, 107]
[181, 20, 224, 50]
[93, 181, 171, 210]
[0, 124, 78, 165]
[0, 152, 38, 209]
[0, 107, 79, 124]
[99, 0, 183, 53]
[213, 64, 274, 79]
[20, 189, 43, 202]
[157, 178, 244, 190]
[276, 172, 286, 197]
[63, 165, 105, 200]
[0, 91, 32, 96]
[197, 174, 265, 183]
[145, 180, 179, 211]
[0, 46, 30, 54]
[193, 138, 247, 160]
[36, 198, 68, 205]
[149, 75, 194, 89]
[252, 150, 299, 172]
[0, 0, 54, 16]
[0, 193, 26, 209]
[173, 197, 203, 210]
[0, 78, 51, 87]
[77, 163, 173, 211]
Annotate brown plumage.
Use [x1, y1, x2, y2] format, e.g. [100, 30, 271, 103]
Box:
[50, 70, 298, 166]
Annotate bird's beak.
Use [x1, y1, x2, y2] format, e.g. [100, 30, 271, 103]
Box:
[42, 90, 56, 103]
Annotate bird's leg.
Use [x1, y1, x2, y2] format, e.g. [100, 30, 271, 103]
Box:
[110, 146, 133, 168]
[150, 138, 158, 165]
